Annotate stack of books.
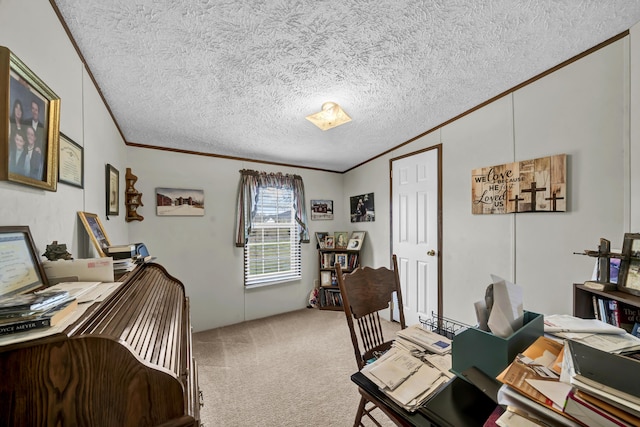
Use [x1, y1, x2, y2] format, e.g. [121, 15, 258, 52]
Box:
[492, 330, 640, 426]
[0, 290, 78, 336]
[105, 244, 137, 260]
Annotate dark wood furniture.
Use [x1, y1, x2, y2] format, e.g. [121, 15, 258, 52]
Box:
[573, 282, 640, 331]
[351, 372, 498, 427]
[0, 262, 201, 427]
[124, 167, 144, 222]
[336, 255, 408, 427]
[318, 246, 361, 311]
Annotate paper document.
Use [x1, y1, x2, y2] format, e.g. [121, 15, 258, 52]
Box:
[544, 314, 626, 334]
[487, 275, 523, 338]
[42, 282, 101, 301]
[43, 258, 114, 283]
[395, 324, 452, 354]
[369, 348, 422, 390]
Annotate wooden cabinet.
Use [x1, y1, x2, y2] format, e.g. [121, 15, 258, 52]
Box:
[0, 262, 201, 426]
[573, 283, 640, 332]
[318, 248, 361, 311]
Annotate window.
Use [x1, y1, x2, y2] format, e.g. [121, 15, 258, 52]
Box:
[245, 186, 301, 286]
[235, 169, 309, 287]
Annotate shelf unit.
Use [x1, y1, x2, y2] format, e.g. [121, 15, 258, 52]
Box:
[573, 283, 640, 332]
[124, 167, 144, 222]
[318, 248, 361, 311]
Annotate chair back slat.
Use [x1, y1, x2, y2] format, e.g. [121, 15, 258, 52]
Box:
[337, 255, 406, 370]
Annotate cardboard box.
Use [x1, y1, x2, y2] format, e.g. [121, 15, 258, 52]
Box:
[451, 311, 543, 379]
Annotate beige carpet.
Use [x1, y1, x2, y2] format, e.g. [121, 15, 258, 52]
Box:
[193, 308, 401, 427]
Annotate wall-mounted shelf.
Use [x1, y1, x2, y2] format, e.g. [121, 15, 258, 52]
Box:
[125, 168, 144, 222]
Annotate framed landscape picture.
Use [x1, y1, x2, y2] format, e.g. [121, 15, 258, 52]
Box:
[156, 187, 205, 216]
[310, 199, 333, 220]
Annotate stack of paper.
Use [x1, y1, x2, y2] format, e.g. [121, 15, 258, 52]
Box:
[395, 324, 452, 355]
[361, 346, 450, 412]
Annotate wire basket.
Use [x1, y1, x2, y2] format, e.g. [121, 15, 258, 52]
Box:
[419, 312, 470, 340]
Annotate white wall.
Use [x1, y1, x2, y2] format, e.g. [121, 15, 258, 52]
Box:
[126, 147, 345, 331]
[345, 37, 634, 326]
[0, 0, 129, 258]
[1, 0, 639, 332]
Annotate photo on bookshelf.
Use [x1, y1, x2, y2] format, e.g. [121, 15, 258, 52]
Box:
[324, 235, 335, 249]
[334, 232, 348, 249]
[315, 232, 329, 249]
[320, 271, 332, 287]
[335, 253, 348, 269]
[348, 231, 366, 250]
[619, 233, 640, 296]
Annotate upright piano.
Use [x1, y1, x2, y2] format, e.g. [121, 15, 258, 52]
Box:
[0, 262, 201, 427]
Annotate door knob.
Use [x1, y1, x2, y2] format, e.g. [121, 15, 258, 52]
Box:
[427, 250, 436, 256]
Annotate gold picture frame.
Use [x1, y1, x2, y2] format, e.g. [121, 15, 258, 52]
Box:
[1, 46, 60, 191]
[618, 233, 640, 297]
[77, 211, 111, 257]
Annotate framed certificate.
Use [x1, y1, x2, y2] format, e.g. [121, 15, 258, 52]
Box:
[58, 133, 83, 188]
[0, 226, 48, 297]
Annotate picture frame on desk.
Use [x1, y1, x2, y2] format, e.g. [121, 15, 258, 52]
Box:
[77, 211, 111, 257]
[1, 46, 60, 192]
[0, 225, 48, 296]
[618, 233, 640, 296]
[334, 231, 348, 249]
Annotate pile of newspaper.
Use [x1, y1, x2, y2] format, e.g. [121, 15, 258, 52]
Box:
[360, 324, 454, 412]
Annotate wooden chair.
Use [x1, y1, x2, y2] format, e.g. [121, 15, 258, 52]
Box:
[336, 254, 410, 427]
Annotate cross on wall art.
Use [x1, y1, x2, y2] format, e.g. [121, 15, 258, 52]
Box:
[471, 154, 567, 214]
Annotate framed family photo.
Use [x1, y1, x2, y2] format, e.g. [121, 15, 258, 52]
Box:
[77, 211, 111, 257]
[1, 46, 60, 192]
[310, 199, 333, 220]
[58, 133, 83, 188]
[106, 164, 119, 216]
[348, 231, 366, 250]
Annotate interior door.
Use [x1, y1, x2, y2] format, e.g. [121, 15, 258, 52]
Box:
[391, 146, 441, 326]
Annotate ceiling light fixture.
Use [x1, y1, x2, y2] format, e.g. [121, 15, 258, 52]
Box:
[305, 102, 351, 131]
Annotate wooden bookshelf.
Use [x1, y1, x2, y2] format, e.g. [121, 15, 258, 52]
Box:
[317, 248, 361, 311]
[573, 283, 640, 332]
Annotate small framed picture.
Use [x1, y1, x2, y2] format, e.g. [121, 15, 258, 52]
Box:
[310, 199, 333, 220]
[320, 271, 332, 287]
[348, 231, 366, 250]
[335, 253, 348, 269]
[324, 235, 335, 249]
[0, 225, 49, 295]
[77, 211, 111, 257]
[334, 232, 348, 249]
[58, 133, 83, 188]
[106, 164, 119, 217]
[315, 232, 329, 249]
[619, 233, 640, 296]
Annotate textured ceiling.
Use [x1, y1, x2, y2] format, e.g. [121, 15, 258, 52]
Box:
[52, 1, 640, 172]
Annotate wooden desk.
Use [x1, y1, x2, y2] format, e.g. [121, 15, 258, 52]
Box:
[351, 372, 497, 427]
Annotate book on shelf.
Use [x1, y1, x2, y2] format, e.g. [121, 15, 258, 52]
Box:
[0, 290, 70, 312]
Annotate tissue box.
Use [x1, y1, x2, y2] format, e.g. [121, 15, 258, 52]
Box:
[451, 311, 543, 379]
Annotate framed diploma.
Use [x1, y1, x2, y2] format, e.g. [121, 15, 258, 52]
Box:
[58, 133, 83, 188]
[0, 226, 48, 297]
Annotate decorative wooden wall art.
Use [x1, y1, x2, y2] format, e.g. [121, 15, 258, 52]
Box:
[125, 167, 144, 222]
[471, 154, 566, 214]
